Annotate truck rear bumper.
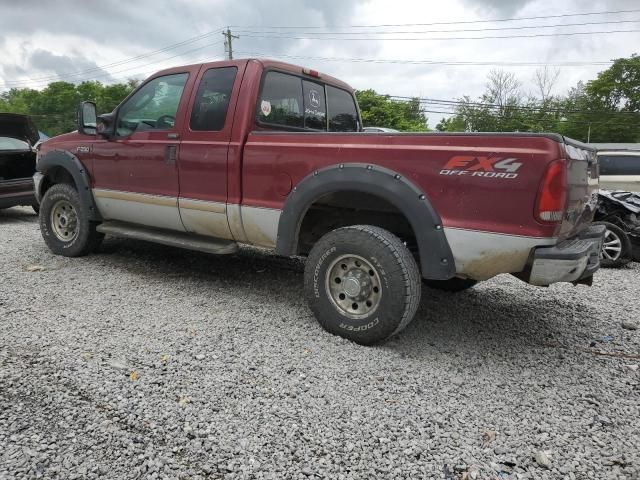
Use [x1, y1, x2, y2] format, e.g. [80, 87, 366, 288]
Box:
[528, 224, 605, 286]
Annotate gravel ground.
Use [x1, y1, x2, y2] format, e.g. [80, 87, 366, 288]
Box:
[1, 206, 639, 480]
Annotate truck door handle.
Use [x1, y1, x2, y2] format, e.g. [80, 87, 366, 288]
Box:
[165, 145, 177, 165]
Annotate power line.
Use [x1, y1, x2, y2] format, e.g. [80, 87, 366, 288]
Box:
[233, 28, 640, 42]
[419, 108, 635, 127]
[3, 42, 225, 89]
[222, 28, 239, 60]
[2, 28, 225, 86]
[232, 18, 640, 36]
[229, 8, 640, 28]
[388, 96, 640, 116]
[234, 50, 619, 67]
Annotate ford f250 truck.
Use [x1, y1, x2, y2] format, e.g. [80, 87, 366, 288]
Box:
[34, 58, 604, 344]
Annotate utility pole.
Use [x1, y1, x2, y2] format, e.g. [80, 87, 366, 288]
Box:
[587, 123, 592, 143]
[222, 28, 239, 60]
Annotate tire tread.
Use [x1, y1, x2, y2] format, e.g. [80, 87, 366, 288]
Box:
[303, 224, 421, 344]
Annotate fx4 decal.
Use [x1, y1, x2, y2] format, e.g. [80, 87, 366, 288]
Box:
[440, 156, 523, 179]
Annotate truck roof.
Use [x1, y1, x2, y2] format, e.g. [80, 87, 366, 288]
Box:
[151, 58, 355, 92]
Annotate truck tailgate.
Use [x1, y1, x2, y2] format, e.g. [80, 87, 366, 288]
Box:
[557, 138, 599, 240]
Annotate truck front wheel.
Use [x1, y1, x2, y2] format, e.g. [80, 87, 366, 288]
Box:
[304, 225, 421, 345]
[39, 183, 104, 257]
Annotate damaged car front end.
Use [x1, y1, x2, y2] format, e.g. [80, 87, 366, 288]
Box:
[0, 113, 41, 213]
[594, 190, 640, 267]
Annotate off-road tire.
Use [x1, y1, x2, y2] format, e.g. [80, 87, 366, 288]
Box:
[595, 221, 632, 268]
[39, 183, 103, 257]
[423, 277, 478, 292]
[304, 225, 421, 345]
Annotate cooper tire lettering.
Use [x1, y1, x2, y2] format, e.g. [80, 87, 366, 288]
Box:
[313, 246, 336, 298]
[303, 225, 421, 345]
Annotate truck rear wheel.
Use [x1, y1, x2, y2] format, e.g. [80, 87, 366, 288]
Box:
[304, 225, 421, 345]
[39, 183, 103, 257]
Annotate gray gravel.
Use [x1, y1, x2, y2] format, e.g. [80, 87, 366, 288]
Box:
[1, 206, 639, 480]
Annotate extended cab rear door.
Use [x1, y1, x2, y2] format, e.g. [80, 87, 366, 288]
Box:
[177, 61, 246, 239]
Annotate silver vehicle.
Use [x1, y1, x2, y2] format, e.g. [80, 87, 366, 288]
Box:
[362, 127, 400, 133]
[592, 143, 640, 192]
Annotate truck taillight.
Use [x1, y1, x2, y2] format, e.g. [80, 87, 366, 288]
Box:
[536, 159, 567, 223]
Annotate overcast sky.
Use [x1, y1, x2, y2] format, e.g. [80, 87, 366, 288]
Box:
[0, 0, 638, 126]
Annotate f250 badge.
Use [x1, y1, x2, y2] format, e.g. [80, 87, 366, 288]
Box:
[440, 156, 523, 179]
[76, 146, 91, 154]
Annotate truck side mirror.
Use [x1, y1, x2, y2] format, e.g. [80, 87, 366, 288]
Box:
[78, 101, 97, 135]
[96, 113, 116, 139]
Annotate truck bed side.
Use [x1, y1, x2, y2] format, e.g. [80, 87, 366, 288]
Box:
[240, 132, 566, 279]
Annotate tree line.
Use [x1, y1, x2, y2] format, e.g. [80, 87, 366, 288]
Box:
[436, 54, 640, 143]
[1, 54, 638, 142]
[0, 80, 139, 136]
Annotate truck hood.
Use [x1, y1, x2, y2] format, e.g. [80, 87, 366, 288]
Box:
[0, 113, 40, 147]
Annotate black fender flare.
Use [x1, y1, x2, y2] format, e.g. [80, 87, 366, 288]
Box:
[275, 163, 455, 280]
[38, 149, 101, 221]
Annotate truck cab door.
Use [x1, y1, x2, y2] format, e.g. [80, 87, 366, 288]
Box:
[177, 64, 241, 239]
[91, 72, 192, 231]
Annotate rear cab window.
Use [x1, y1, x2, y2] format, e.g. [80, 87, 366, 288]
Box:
[256, 70, 359, 132]
[190, 67, 237, 131]
[598, 154, 640, 175]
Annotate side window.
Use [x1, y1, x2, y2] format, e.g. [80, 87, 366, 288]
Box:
[302, 80, 326, 130]
[256, 72, 303, 128]
[117, 73, 188, 136]
[327, 86, 358, 132]
[599, 155, 640, 175]
[190, 67, 237, 131]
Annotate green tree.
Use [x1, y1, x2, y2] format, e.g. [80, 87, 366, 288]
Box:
[436, 56, 640, 143]
[355, 89, 429, 131]
[558, 55, 640, 142]
[0, 80, 139, 136]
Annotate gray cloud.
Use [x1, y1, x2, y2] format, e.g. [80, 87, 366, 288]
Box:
[0, 0, 371, 87]
[459, 0, 533, 16]
[28, 49, 114, 83]
[0, 0, 638, 114]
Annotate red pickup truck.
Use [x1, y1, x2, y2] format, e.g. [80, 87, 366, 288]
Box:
[34, 58, 604, 344]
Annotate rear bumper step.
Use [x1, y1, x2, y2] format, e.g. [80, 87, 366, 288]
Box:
[96, 221, 239, 255]
[528, 224, 605, 286]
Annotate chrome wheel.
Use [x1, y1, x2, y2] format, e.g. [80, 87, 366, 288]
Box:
[325, 254, 382, 318]
[601, 228, 622, 261]
[50, 200, 78, 242]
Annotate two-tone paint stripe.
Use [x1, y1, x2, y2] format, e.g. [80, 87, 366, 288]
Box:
[92, 188, 557, 280]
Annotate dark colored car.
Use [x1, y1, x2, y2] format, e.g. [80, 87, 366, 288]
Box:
[594, 190, 640, 267]
[0, 113, 41, 213]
